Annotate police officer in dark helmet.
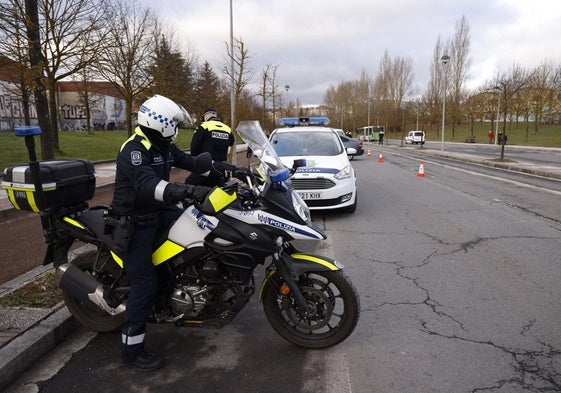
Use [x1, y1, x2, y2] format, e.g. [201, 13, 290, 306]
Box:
[111, 95, 214, 371]
[186, 108, 235, 186]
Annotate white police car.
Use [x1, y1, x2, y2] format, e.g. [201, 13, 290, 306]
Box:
[269, 117, 357, 213]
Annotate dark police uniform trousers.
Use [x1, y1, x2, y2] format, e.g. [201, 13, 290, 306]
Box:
[120, 207, 183, 362]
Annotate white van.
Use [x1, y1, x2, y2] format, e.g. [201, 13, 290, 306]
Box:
[404, 130, 425, 145]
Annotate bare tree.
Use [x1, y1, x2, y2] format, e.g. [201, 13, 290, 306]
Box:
[0, 1, 34, 125]
[424, 36, 448, 137]
[464, 88, 494, 136]
[355, 69, 372, 131]
[550, 64, 561, 122]
[38, 0, 111, 148]
[256, 64, 276, 130]
[373, 50, 414, 133]
[268, 65, 282, 128]
[323, 81, 352, 130]
[98, 0, 158, 134]
[528, 59, 556, 136]
[0, 0, 52, 158]
[448, 15, 471, 138]
[494, 64, 532, 159]
[223, 36, 254, 161]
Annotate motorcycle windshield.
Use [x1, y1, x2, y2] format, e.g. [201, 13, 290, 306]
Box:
[236, 120, 285, 177]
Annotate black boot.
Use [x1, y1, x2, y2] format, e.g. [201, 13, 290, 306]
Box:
[125, 351, 165, 372]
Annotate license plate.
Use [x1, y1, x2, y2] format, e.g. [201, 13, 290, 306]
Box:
[298, 192, 323, 200]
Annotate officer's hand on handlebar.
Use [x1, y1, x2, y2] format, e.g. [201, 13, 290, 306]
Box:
[190, 185, 212, 202]
[234, 167, 253, 181]
[164, 183, 211, 204]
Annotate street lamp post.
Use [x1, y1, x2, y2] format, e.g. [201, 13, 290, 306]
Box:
[494, 86, 500, 145]
[229, 0, 236, 164]
[440, 54, 449, 152]
[367, 97, 371, 127]
[284, 85, 290, 116]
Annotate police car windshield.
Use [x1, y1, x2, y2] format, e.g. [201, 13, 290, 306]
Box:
[270, 131, 343, 157]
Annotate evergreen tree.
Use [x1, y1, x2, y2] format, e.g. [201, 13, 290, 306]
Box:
[147, 35, 195, 111]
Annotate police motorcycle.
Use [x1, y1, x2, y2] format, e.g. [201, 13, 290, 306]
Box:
[42, 120, 360, 349]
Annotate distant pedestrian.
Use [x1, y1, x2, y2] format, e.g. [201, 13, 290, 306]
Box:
[498, 132, 506, 145]
[378, 131, 384, 145]
[488, 130, 494, 144]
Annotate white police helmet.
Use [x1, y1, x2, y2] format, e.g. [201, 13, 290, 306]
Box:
[137, 95, 192, 139]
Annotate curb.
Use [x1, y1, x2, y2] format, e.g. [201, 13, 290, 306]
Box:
[0, 307, 77, 391]
[416, 149, 561, 181]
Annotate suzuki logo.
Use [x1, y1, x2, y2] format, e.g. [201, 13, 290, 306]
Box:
[248, 232, 258, 240]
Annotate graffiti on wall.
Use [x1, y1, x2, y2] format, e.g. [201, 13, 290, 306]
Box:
[59, 96, 126, 131]
[0, 88, 126, 132]
[0, 94, 38, 132]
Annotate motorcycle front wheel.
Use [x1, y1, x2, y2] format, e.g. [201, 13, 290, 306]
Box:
[262, 270, 360, 349]
[62, 249, 125, 332]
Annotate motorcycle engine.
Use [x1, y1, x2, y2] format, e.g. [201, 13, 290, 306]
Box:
[169, 282, 209, 317]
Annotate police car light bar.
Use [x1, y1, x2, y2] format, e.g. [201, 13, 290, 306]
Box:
[278, 117, 330, 126]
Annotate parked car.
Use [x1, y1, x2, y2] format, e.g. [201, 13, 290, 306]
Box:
[404, 130, 425, 145]
[269, 117, 358, 213]
[334, 129, 364, 160]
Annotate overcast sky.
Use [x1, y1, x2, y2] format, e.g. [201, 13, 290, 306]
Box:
[150, 0, 561, 106]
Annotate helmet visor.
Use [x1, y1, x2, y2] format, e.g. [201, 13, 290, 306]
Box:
[178, 104, 193, 128]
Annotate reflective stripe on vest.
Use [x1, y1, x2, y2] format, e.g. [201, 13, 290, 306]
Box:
[201, 120, 231, 134]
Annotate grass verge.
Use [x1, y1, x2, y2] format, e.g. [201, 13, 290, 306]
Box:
[0, 271, 63, 308]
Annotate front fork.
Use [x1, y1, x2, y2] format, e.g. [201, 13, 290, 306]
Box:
[274, 253, 312, 318]
[267, 248, 343, 318]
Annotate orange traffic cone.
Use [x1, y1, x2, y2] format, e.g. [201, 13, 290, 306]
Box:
[367, 149, 371, 157]
[377, 151, 384, 162]
[417, 161, 426, 177]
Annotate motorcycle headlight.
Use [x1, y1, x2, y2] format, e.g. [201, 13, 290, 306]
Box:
[292, 191, 310, 222]
[335, 164, 352, 180]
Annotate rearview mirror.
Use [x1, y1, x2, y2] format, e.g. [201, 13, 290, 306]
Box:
[292, 159, 307, 171]
[193, 152, 212, 174]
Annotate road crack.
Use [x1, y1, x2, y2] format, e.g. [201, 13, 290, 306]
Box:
[420, 323, 561, 392]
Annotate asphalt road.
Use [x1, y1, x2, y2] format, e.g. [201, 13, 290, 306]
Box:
[9, 147, 561, 393]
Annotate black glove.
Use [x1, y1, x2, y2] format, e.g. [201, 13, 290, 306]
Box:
[211, 160, 237, 175]
[164, 183, 190, 204]
[164, 183, 211, 204]
[190, 185, 212, 202]
[234, 167, 252, 181]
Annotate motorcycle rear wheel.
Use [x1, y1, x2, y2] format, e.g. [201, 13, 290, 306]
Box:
[62, 249, 124, 332]
[262, 270, 360, 349]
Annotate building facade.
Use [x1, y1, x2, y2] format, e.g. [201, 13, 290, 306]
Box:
[0, 77, 126, 132]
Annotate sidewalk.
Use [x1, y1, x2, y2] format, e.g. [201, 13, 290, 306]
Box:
[1, 144, 560, 390]
[407, 143, 561, 180]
